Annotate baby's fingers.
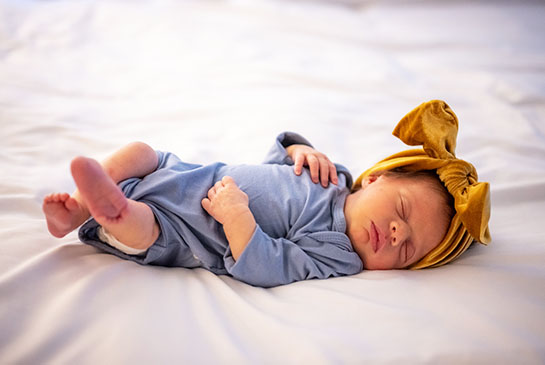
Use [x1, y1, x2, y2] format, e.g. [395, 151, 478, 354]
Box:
[306, 154, 320, 184]
[314, 157, 338, 187]
[201, 197, 212, 214]
[321, 161, 338, 187]
[221, 175, 236, 186]
[207, 185, 217, 200]
[318, 157, 332, 187]
[293, 153, 305, 176]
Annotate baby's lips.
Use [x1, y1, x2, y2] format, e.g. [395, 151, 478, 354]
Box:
[371, 221, 386, 253]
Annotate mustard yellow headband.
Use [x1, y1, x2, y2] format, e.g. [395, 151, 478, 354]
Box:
[353, 100, 491, 269]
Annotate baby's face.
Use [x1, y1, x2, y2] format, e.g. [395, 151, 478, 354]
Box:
[344, 174, 449, 270]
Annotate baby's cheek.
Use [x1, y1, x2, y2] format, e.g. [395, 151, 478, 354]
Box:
[371, 252, 399, 270]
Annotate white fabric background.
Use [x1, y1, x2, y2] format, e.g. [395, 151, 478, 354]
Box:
[1, 0, 544, 363]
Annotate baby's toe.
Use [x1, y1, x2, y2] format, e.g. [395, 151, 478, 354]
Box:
[65, 197, 80, 211]
[43, 193, 57, 203]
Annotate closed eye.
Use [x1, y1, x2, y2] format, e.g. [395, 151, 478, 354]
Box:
[398, 195, 406, 220]
[404, 240, 415, 263]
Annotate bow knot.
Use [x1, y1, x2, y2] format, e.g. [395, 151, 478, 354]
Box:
[437, 159, 490, 245]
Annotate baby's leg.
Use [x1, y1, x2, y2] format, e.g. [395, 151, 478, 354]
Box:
[100, 141, 159, 185]
[43, 142, 159, 240]
[71, 157, 159, 250]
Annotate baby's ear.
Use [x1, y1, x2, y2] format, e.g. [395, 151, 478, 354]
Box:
[361, 174, 379, 188]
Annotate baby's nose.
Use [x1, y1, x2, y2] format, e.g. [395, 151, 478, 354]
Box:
[389, 220, 409, 247]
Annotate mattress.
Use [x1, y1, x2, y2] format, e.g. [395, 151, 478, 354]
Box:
[1, 0, 544, 363]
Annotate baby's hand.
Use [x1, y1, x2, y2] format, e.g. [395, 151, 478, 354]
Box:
[201, 176, 256, 261]
[286, 144, 338, 187]
[201, 176, 250, 225]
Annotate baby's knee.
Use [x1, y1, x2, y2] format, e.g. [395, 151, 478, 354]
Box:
[127, 141, 158, 164]
[127, 141, 154, 156]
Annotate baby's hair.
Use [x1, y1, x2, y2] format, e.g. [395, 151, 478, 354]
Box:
[378, 168, 455, 230]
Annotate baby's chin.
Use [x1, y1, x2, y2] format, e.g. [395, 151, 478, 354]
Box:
[361, 255, 398, 270]
[357, 239, 402, 270]
[363, 263, 395, 270]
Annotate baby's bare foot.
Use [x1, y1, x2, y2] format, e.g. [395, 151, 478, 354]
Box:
[43, 193, 88, 238]
[70, 156, 128, 224]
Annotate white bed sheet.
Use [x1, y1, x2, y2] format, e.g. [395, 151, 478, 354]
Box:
[1, 0, 544, 363]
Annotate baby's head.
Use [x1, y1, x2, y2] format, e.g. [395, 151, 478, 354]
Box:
[345, 169, 454, 269]
[348, 100, 491, 270]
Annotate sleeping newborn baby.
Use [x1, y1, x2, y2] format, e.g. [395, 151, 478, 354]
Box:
[43, 100, 491, 287]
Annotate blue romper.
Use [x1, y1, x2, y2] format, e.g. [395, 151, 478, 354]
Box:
[79, 132, 363, 287]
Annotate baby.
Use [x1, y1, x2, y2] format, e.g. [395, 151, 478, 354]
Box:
[43, 100, 491, 287]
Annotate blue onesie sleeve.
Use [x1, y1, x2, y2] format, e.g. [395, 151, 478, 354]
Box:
[262, 131, 314, 165]
[223, 228, 362, 287]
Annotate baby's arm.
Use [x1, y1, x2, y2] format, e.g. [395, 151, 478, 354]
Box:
[201, 176, 256, 261]
[286, 144, 338, 187]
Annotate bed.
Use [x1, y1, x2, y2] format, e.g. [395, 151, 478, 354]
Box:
[1, 0, 544, 363]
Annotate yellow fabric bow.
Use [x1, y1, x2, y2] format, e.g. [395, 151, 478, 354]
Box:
[353, 100, 491, 269]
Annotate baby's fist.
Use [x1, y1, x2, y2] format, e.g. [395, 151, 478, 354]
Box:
[201, 176, 250, 225]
